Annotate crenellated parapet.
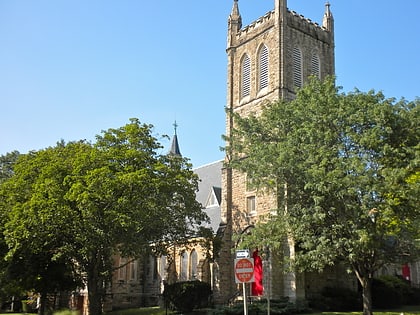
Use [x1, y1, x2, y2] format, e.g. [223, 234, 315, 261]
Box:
[231, 8, 333, 48]
[288, 10, 333, 44]
[238, 10, 275, 37]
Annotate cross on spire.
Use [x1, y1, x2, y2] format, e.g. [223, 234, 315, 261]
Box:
[169, 120, 181, 157]
[173, 120, 178, 135]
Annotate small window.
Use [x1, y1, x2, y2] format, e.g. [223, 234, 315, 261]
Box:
[247, 196, 256, 215]
[311, 52, 320, 79]
[292, 46, 303, 88]
[241, 54, 251, 98]
[258, 44, 269, 90]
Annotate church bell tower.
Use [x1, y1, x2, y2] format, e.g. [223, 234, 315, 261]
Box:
[215, 0, 335, 304]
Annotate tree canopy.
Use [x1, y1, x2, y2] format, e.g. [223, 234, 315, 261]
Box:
[226, 77, 419, 315]
[0, 151, 20, 184]
[0, 118, 207, 315]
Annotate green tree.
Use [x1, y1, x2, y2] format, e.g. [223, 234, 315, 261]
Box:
[6, 248, 81, 314]
[0, 145, 84, 313]
[226, 77, 419, 315]
[0, 118, 207, 315]
[0, 151, 23, 304]
[0, 151, 20, 184]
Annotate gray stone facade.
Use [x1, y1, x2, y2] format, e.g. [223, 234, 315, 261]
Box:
[216, 0, 335, 304]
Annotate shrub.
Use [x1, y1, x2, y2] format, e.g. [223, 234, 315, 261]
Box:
[372, 275, 410, 309]
[406, 286, 420, 305]
[308, 286, 361, 311]
[163, 280, 212, 313]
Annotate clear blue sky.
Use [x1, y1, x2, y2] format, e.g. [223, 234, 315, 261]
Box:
[1, 1, 419, 167]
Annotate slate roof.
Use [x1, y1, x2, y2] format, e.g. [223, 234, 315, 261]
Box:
[194, 160, 224, 233]
[169, 134, 181, 156]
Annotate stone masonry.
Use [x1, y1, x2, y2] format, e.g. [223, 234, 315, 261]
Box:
[215, 0, 335, 304]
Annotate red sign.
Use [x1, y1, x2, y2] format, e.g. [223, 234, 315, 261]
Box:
[234, 258, 254, 283]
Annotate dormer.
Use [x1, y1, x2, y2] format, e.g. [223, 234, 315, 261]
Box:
[205, 186, 222, 208]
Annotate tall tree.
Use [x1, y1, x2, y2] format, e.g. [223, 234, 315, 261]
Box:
[0, 143, 85, 313]
[0, 151, 24, 305]
[226, 77, 419, 315]
[0, 119, 207, 315]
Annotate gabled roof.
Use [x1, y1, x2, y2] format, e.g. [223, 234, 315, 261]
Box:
[208, 186, 221, 206]
[194, 160, 223, 206]
[194, 160, 223, 233]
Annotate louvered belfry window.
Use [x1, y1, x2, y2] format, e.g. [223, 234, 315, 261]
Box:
[241, 54, 251, 98]
[259, 44, 269, 90]
[292, 47, 303, 88]
[311, 52, 320, 78]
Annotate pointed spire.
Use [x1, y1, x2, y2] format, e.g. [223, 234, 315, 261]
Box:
[322, 2, 334, 32]
[228, 0, 242, 31]
[169, 121, 181, 157]
[227, 0, 242, 48]
[231, 0, 240, 20]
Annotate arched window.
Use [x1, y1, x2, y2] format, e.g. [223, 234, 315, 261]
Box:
[129, 259, 137, 280]
[190, 249, 198, 280]
[241, 54, 251, 98]
[258, 44, 269, 90]
[180, 251, 188, 281]
[159, 255, 167, 280]
[292, 46, 303, 88]
[118, 257, 127, 280]
[311, 52, 320, 79]
[146, 255, 157, 282]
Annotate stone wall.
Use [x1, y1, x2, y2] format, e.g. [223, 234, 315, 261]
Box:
[218, 0, 335, 304]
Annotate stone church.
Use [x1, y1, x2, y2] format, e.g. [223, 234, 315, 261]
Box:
[69, 1, 419, 312]
[105, 0, 345, 307]
[104, 0, 352, 309]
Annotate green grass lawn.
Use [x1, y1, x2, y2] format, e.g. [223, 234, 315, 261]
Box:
[107, 307, 174, 315]
[2, 305, 418, 315]
[302, 304, 420, 315]
[105, 304, 420, 315]
[8, 305, 418, 315]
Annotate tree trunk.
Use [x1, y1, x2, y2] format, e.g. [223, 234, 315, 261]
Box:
[38, 292, 48, 315]
[359, 276, 373, 315]
[87, 260, 105, 315]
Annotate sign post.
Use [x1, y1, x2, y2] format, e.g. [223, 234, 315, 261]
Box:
[234, 257, 254, 315]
